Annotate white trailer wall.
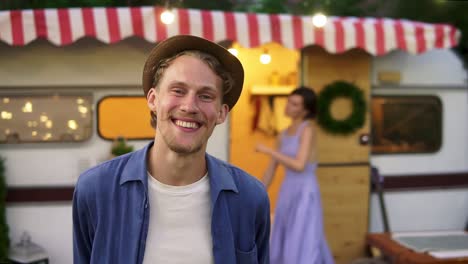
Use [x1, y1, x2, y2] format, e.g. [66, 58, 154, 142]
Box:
[370, 49, 468, 232]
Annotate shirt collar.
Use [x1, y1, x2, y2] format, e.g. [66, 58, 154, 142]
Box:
[119, 142, 239, 195]
[119, 142, 152, 185]
[205, 153, 238, 195]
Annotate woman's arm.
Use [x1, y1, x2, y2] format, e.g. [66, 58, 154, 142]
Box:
[259, 137, 280, 188]
[257, 123, 314, 172]
[262, 158, 278, 188]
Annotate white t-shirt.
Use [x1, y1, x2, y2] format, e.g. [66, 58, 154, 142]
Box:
[142, 173, 214, 264]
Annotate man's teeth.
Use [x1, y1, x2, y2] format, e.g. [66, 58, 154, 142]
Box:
[175, 120, 199, 129]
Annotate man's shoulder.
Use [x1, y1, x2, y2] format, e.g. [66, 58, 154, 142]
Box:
[75, 151, 136, 192]
[209, 155, 268, 200]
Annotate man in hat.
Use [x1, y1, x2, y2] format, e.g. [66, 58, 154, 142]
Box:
[73, 35, 270, 264]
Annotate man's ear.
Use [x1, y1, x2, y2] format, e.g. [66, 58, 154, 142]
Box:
[147, 88, 158, 111]
[216, 104, 229, 125]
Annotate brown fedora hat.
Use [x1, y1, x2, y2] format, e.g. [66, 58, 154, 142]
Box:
[142, 35, 244, 111]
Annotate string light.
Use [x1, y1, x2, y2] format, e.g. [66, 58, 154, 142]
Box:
[68, 120, 78, 130]
[40, 114, 48, 122]
[161, 0, 175, 25]
[22, 101, 33, 113]
[78, 105, 88, 114]
[45, 120, 53, 129]
[1, 111, 12, 120]
[43, 133, 52, 141]
[312, 12, 327, 28]
[260, 49, 271, 64]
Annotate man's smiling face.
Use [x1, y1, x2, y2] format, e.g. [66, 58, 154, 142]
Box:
[147, 54, 228, 155]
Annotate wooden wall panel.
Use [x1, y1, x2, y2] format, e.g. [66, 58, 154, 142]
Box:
[303, 46, 372, 264]
[303, 46, 371, 164]
[317, 166, 370, 263]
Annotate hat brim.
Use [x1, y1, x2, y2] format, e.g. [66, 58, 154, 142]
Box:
[142, 35, 244, 111]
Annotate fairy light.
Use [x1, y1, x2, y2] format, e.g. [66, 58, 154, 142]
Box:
[78, 105, 88, 114]
[43, 133, 52, 141]
[161, 8, 175, 25]
[40, 114, 48, 122]
[22, 101, 33, 113]
[312, 12, 327, 28]
[1, 111, 12, 120]
[260, 49, 271, 65]
[68, 120, 78, 130]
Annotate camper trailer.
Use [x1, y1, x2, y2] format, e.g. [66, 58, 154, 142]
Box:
[1, 7, 467, 263]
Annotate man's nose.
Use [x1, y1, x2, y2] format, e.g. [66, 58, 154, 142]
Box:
[179, 94, 199, 113]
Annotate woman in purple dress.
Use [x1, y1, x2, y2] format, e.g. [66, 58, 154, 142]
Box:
[256, 87, 334, 264]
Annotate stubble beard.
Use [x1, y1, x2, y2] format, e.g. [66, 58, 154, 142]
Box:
[161, 128, 204, 155]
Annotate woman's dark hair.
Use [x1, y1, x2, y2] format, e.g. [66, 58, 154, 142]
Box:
[291, 86, 317, 119]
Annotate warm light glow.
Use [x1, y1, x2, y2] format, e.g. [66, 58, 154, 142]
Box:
[77, 98, 84, 104]
[45, 120, 53, 129]
[43, 133, 52, 140]
[260, 50, 271, 64]
[22, 101, 33, 113]
[27, 121, 38, 128]
[32, 131, 37, 136]
[1, 111, 12, 120]
[161, 9, 175, 25]
[40, 114, 48, 122]
[228, 48, 238, 57]
[312, 12, 327, 28]
[78, 105, 88, 114]
[3, 98, 9, 103]
[5, 129, 10, 135]
[68, 120, 78, 130]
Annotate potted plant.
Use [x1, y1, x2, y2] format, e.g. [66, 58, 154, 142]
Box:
[111, 137, 134, 157]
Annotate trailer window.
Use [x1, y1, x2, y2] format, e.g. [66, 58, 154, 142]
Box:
[0, 94, 92, 143]
[371, 96, 442, 154]
[97, 96, 153, 140]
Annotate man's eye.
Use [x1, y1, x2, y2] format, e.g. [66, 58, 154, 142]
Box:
[172, 88, 184, 95]
[199, 94, 214, 101]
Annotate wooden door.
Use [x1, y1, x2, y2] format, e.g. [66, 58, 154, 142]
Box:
[302, 46, 371, 264]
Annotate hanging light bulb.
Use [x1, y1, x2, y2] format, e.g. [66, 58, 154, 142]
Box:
[312, 12, 327, 28]
[161, 9, 174, 25]
[161, 0, 175, 26]
[228, 48, 238, 57]
[260, 49, 271, 65]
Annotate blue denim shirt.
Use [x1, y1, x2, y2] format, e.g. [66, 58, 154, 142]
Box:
[73, 142, 270, 264]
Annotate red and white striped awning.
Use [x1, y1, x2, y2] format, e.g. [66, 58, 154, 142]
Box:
[0, 6, 460, 55]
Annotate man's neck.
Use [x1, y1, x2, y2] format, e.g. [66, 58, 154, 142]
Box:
[147, 141, 207, 186]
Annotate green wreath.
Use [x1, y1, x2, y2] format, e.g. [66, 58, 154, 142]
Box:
[317, 81, 366, 135]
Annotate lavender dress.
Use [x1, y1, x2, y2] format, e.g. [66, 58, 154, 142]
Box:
[270, 121, 334, 264]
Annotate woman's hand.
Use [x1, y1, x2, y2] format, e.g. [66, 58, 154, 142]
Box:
[255, 144, 272, 155]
